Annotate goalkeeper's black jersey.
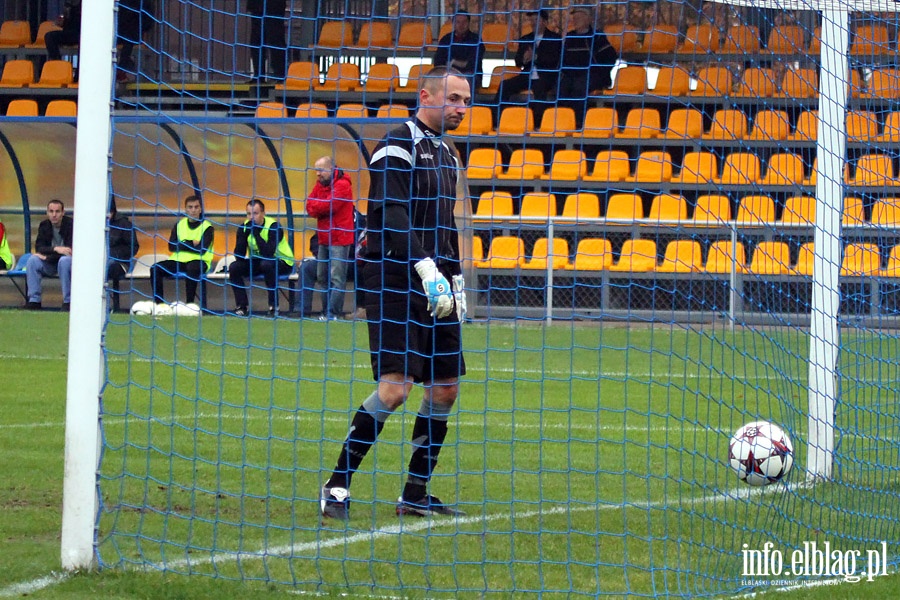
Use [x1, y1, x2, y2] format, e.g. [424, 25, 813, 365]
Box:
[365, 118, 462, 276]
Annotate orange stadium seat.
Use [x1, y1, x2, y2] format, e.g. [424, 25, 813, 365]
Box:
[736, 68, 777, 97]
[672, 152, 717, 184]
[585, 151, 630, 182]
[294, 102, 328, 118]
[877, 112, 900, 142]
[45, 99, 77, 117]
[0, 60, 34, 87]
[693, 67, 732, 96]
[717, 153, 762, 185]
[767, 25, 806, 53]
[722, 25, 761, 53]
[317, 21, 353, 48]
[31, 60, 74, 88]
[704, 109, 748, 140]
[867, 68, 900, 99]
[651, 66, 691, 96]
[582, 107, 618, 137]
[476, 236, 525, 269]
[255, 102, 288, 118]
[0, 21, 31, 46]
[523, 237, 569, 270]
[658, 240, 703, 273]
[788, 110, 818, 141]
[616, 107, 661, 138]
[603, 24, 639, 53]
[316, 62, 360, 92]
[276, 61, 320, 90]
[482, 65, 519, 94]
[605, 65, 646, 95]
[397, 22, 432, 49]
[808, 27, 821, 54]
[781, 196, 816, 225]
[749, 241, 792, 275]
[26, 20, 60, 48]
[399, 63, 428, 91]
[456, 105, 493, 135]
[706, 241, 747, 273]
[470, 235, 484, 263]
[647, 193, 687, 222]
[481, 22, 515, 53]
[6, 98, 38, 116]
[518, 192, 556, 221]
[364, 63, 399, 92]
[642, 25, 679, 53]
[562, 193, 600, 221]
[678, 24, 719, 54]
[843, 196, 865, 226]
[335, 103, 368, 118]
[665, 108, 704, 139]
[852, 154, 895, 186]
[747, 110, 791, 140]
[610, 239, 658, 272]
[851, 25, 890, 55]
[841, 243, 881, 276]
[629, 151, 673, 183]
[794, 242, 815, 276]
[493, 106, 535, 136]
[353, 22, 393, 49]
[693, 194, 732, 224]
[761, 153, 805, 186]
[849, 68, 866, 98]
[605, 193, 643, 222]
[434, 21, 453, 46]
[466, 148, 502, 179]
[498, 148, 544, 180]
[376, 104, 409, 119]
[736, 195, 776, 225]
[872, 197, 900, 227]
[534, 107, 578, 136]
[542, 150, 587, 181]
[805, 157, 850, 186]
[882, 245, 900, 277]
[846, 110, 879, 141]
[473, 191, 514, 222]
[566, 238, 613, 271]
[777, 68, 817, 98]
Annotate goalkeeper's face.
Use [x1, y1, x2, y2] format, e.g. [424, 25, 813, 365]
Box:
[419, 75, 470, 133]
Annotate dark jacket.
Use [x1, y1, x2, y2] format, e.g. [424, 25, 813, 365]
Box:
[34, 215, 74, 266]
[60, 1, 82, 36]
[246, 0, 286, 16]
[433, 30, 485, 78]
[108, 213, 139, 262]
[514, 28, 563, 79]
[561, 27, 618, 91]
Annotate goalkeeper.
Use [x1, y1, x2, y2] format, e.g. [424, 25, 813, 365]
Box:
[321, 67, 470, 521]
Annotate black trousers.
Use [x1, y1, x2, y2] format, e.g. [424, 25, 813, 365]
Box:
[151, 259, 206, 305]
[228, 257, 285, 308]
[250, 14, 286, 80]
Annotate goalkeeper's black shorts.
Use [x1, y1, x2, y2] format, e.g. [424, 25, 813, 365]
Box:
[363, 260, 465, 384]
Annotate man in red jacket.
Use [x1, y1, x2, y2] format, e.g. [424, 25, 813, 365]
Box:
[307, 156, 355, 319]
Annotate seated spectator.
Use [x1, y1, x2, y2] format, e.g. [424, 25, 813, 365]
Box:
[558, 6, 617, 127]
[228, 199, 293, 317]
[25, 199, 73, 311]
[45, 1, 81, 61]
[495, 9, 562, 126]
[0, 217, 12, 270]
[433, 11, 485, 92]
[107, 198, 139, 283]
[150, 195, 214, 306]
[116, 0, 157, 82]
[247, 0, 287, 82]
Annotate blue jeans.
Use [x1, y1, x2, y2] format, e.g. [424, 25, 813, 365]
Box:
[26, 254, 72, 303]
[316, 244, 351, 317]
[294, 258, 317, 316]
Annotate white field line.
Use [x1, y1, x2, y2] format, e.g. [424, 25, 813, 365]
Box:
[0, 572, 69, 597]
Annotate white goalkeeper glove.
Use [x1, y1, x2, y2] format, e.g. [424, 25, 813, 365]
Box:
[414, 258, 454, 318]
[452, 274, 466, 323]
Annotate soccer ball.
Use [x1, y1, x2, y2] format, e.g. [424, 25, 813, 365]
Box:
[729, 421, 794, 486]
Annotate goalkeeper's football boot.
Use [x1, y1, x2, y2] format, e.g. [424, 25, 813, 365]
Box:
[396, 494, 464, 517]
[320, 486, 350, 521]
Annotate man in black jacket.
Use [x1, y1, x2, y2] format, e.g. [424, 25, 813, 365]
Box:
[25, 199, 73, 311]
[247, 0, 287, 81]
[558, 6, 618, 127]
[45, 0, 81, 61]
[433, 11, 484, 92]
[494, 9, 562, 126]
[107, 198, 139, 283]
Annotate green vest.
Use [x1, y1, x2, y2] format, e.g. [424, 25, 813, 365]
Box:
[245, 216, 293, 267]
[0, 219, 12, 269]
[170, 218, 214, 269]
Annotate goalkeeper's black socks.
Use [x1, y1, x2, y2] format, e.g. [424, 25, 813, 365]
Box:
[402, 414, 449, 501]
[328, 406, 386, 490]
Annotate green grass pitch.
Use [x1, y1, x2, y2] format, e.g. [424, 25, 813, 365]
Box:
[1, 309, 899, 599]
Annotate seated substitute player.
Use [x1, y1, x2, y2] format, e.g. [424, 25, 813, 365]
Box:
[320, 66, 470, 521]
[228, 198, 294, 316]
[150, 195, 214, 306]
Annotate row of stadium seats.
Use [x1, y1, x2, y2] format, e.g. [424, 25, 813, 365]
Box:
[0, 20, 58, 49]
[608, 65, 822, 98]
[474, 236, 897, 277]
[4, 98, 76, 116]
[255, 101, 409, 119]
[0, 59, 76, 88]
[314, 20, 516, 53]
[472, 191, 882, 226]
[467, 149, 897, 187]
[474, 106, 824, 140]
